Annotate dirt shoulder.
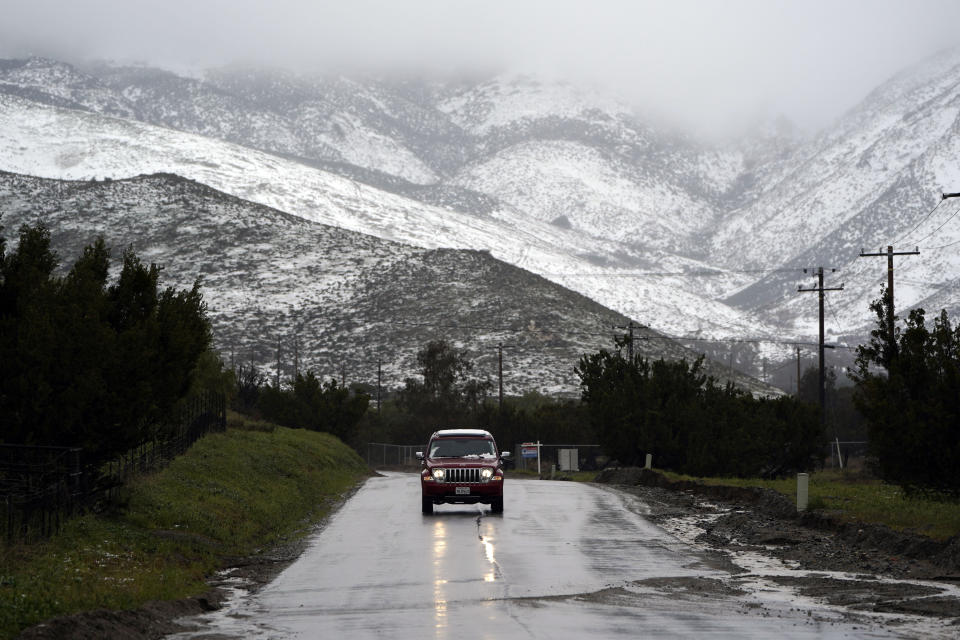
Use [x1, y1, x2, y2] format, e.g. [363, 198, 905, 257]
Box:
[595, 467, 960, 622]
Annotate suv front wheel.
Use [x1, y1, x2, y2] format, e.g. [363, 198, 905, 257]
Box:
[490, 496, 503, 513]
[421, 496, 433, 514]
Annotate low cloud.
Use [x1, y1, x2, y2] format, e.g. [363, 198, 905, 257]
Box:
[2, 0, 959, 136]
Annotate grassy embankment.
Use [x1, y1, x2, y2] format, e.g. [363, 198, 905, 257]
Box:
[545, 467, 960, 540]
[653, 469, 960, 541]
[0, 416, 369, 639]
[511, 466, 959, 540]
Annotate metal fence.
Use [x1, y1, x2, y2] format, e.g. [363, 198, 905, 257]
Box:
[1, 391, 226, 544]
[363, 441, 608, 473]
[1, 445, 83, 542]
[513, 444, 605, 472]
[365, 443, 422, 468]
[362, 438, 870, 475]
[824, 440, 869, 470]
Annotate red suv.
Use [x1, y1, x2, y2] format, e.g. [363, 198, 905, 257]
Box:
[417, 429, 509, 514]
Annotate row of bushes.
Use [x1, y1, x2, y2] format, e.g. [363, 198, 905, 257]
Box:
[576, 351, 823, 477]
[234, 367, 369, 443]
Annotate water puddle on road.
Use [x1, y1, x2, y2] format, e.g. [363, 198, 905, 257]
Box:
[166, 568, 274, 640]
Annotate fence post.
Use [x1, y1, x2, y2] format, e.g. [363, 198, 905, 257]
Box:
[797, 473, 809, 512]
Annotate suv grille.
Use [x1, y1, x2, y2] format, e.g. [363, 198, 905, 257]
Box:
[441, 468, 481, 483]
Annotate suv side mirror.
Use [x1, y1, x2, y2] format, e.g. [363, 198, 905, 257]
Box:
[415, 451, 424, 461]
[500, 451, 511, 459]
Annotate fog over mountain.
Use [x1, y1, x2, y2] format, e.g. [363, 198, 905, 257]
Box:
[3, 0, 960, 137]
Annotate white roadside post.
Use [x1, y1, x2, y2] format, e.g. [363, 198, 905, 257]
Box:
[797, 473, 809, 512]
[537, 441, 541, 475]
[645, 453, 652, 470]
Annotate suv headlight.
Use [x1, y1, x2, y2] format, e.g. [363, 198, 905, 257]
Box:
[481, 468, 493, 480]
[432, 469, 446, 481]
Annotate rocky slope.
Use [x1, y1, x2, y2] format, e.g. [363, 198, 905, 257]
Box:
[0, 171, 773, 395]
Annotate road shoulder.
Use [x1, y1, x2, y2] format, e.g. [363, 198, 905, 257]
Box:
[594, 468, 960, 623]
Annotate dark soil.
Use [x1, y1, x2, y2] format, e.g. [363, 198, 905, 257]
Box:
[595, 467, 960, 621]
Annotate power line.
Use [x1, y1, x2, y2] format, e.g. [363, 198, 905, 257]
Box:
[911, 202, 960, 247]
[383, 318, 856, 350]
[385, 319, 519, 332]
[539, 267, 806, 278]
[894, 198, 946, 245]
[823, 293, 846, 338]
[923, 236, 960, 251]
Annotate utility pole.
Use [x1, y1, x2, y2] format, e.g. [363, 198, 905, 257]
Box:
[858, 245, 919, 343]
[498, 342, 504, 412]
[798, 267, 844, 434]
[293, 331, 300, 380]
[614, 321, 644, 361]
[275, 335, 281, 389]
[796, 345, 801, 396]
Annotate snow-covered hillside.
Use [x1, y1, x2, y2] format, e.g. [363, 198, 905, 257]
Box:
[0, 172, 774, 396]
[721, 49, 960, 346]
[0, 90, 775, 350]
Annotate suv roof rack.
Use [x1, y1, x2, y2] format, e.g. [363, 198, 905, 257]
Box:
[432, 429, 493, 438]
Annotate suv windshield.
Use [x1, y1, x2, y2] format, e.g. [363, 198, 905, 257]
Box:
[429, 438, 496, 458]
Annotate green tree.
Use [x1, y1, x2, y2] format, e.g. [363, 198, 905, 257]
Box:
[0, 223, 62, 445]
[0, 224, 212, 467]
[851, 293, 960, 494]
[398, 339, 492, 427]
[576, 348, 822, 476]
[257, 371, 369, 444]
[798, 365, 836, 407]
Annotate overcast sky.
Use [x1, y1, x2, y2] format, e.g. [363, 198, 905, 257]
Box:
[2, 0, 959, 136]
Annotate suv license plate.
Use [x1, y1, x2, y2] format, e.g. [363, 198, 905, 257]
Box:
[455, 486, 470, 495]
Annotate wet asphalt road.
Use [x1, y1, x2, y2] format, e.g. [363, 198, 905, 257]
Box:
[171, 473, 896, 639]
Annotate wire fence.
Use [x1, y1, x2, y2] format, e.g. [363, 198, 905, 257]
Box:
[1, 391, 226, 544]
[825, 440, 869, 470]
[513, 444, 605, 472]
[364, 441, 608, 473]
[365, 442, 422, 468]
[362, 438, 870, 481]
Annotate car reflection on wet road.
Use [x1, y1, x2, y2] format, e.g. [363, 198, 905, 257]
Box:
[169, 473, 914, 639]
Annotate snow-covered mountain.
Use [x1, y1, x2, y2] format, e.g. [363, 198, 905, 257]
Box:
[2, 51, 960, 390]
[0, 76, 775, 354]
[721, 48, 960, 345]
[0, 171, 772, 396]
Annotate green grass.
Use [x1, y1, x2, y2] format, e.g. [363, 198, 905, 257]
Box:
[0, 425, 368, 639]
[657, 469, 960, 541]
